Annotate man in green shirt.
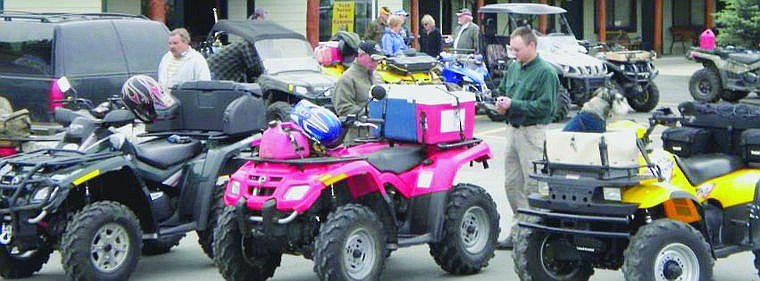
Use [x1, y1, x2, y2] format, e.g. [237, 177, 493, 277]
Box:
[494, 26, 558, 250]
[332, 40, 384, 145]
[364, 6, 391, 43]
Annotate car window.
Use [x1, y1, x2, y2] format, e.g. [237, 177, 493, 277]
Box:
[58, 22, 128, 75]
[0, 23, 54, 75]
[254, 38, 320, 74]
[113, 21, 168, 73]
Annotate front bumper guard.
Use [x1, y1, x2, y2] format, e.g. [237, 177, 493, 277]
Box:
[517, 208, 631, 238]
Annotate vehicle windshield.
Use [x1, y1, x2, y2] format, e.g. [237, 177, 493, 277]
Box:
[0, 23, 54, 75]
[502, 13, 586, 54]
[255, 38, 320, 74]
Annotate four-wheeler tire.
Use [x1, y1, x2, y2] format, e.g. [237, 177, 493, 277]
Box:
[513, 215, 593, 281]
[721, 90, 749, 102]
[553, 88, 571, 123]
[429, 183, 499, 275]
[214, 207, 281, 281]
[0, 244, 53, 279]
[141, 234, 184, 255]
[197, 184, 226, 259]
[689, 68, 722, 102]
[622, 219, 713, 281]
[314, 203, 387, 281]
[626, 83, 660, 112]
[61, 201, 142, 281]
[266, 101, 292, 122]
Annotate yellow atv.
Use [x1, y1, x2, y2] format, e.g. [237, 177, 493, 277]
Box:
[513, 103, 760, 281]
[321, 53, 439, 84]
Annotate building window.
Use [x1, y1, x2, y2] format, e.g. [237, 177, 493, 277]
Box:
[319, 0, 373, 42]
[595, 0, 637, 31]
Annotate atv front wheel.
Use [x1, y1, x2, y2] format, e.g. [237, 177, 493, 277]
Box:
[141, 234, 184, 255]
[513, 216, 593, 281]
[429, 183, 499, 275]
[314, 204, 386, 281]
[721, 90, 749, 102]
[214, 207, 281, 281]
[0, 244, 53, 278]
[266, 101, 292, 122]
[553, 88, 571, 123]
[622, 219, 713, 281]
[689, 68, 722, 102]
[61, 201, 142, 281]
[197, 183, 225, 259]
[626, 83, 660, 112]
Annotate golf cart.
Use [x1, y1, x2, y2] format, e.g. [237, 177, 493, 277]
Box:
[203, 20, 336, 121]
[479, 3, 612, 121]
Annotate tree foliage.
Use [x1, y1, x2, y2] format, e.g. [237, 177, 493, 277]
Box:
[714, 0, 760, 49]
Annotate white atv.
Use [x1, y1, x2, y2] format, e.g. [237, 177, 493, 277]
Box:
[480, 3, 612, 121]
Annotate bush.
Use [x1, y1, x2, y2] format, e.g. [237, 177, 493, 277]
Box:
[714, 0, 760, 49]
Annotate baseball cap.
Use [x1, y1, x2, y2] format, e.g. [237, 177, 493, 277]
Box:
[358, 40, 384, 61]
[456, 8, 472, 17]
[255, 7, 268, 17]
[379, 6, 391, 15]
[393, 9, 408, 16]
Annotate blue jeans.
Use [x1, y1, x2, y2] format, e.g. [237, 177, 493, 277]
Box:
[563, 112, 606, 133]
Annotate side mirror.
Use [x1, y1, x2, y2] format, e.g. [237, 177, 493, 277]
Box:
[370, 85, 386, 101]
[57, 77, 72, 93]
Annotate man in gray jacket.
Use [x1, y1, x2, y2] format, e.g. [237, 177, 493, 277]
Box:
[332, 40, 384, 145]
[452, 8, 480, 53]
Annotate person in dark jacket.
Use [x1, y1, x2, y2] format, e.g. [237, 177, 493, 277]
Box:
[419, 14, 442, 57]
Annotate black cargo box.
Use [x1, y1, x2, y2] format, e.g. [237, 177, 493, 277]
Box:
[147, 81, 266, 135]
[662, 126, 712, 157]
[740, 129, 760, 165]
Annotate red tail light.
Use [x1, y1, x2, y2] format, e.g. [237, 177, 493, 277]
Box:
[48, 78, 65, 114]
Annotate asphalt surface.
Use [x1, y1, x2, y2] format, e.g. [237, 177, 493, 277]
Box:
[21, 56, 760, 280]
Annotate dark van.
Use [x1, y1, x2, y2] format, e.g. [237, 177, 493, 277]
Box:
[0, 12, 168, 121]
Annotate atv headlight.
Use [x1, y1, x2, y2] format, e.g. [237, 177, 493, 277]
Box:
[289, 85, 308, 95]
[229, 181, 241, 196]
[284, 185, 310, 201]
[31, 186, 54, 203]
[602, 187, 622, 201]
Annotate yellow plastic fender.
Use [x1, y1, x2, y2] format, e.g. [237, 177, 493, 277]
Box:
[321, 65, 344, 80]
[622, 181, 697, 209]
[698, 169, 760, 208]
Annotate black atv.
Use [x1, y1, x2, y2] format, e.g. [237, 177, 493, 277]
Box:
[598, 48, 661, 112]
[0, 80, 266, 280]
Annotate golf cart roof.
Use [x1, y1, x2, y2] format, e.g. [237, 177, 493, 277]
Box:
[478, 3, 567, 15]
[209, 20, 307, 43]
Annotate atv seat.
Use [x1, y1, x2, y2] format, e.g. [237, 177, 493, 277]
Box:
[135, 138, 202, 169]
[675, 153, 745, 186]
[367, 146, 425, 174]
[729, 53, 760, 65]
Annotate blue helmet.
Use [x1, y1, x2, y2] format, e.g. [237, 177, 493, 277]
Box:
[290, 100, 342, 146]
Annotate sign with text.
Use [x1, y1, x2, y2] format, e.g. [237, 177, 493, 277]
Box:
[331, 0, 355, 35]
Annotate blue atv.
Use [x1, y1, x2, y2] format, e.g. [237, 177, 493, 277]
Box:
[439, 52, 505, 122]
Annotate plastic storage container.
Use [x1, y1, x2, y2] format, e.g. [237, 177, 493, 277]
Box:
[368, 84, 475, 144]
[700, 29, 715, 50]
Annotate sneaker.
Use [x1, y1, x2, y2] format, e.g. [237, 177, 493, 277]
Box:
[496, 237, 513, 250]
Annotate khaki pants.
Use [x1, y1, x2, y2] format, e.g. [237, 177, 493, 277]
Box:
[503, 125, 546, 216]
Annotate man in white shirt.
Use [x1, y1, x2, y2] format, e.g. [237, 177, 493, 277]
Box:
[158, 28, 211, 92]
[452, 8, 480, 53]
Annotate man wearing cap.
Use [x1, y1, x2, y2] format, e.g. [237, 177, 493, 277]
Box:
[452, 8, 480, 53]
[332, 41, 384, 145]
[365, 6, 391, 43]
[249, 7, 268, 22]
[393, 9, 412, 46]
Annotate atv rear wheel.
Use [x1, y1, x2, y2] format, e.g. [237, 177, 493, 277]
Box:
[553, 88, 571, 123]
[214, 207, 281, 281]
[197, 182, 226, 259]
[0, 244, 53, 279]
[513, 216, 593, 281]
[141, 234, 184, 255]
[61, 201, 142, 281]
[314, 204, 386, 281]
[622, 219, 713, 281]
[721, 90, 749, 102]
[689, 68, 722, 102]
[626, 83, 660, 112]
[429, 183, 499, 275]
[266, 101, 292, 122]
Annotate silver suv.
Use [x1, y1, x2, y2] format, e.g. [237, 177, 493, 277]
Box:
[480, 3, 611, 121]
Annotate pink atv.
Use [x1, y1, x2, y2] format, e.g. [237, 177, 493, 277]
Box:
[213, 87, 499, 281]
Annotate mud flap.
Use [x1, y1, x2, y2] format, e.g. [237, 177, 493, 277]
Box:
[750, 181, 760, 250]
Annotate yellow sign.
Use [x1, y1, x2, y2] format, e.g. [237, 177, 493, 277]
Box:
[331, 0, 355, 35]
